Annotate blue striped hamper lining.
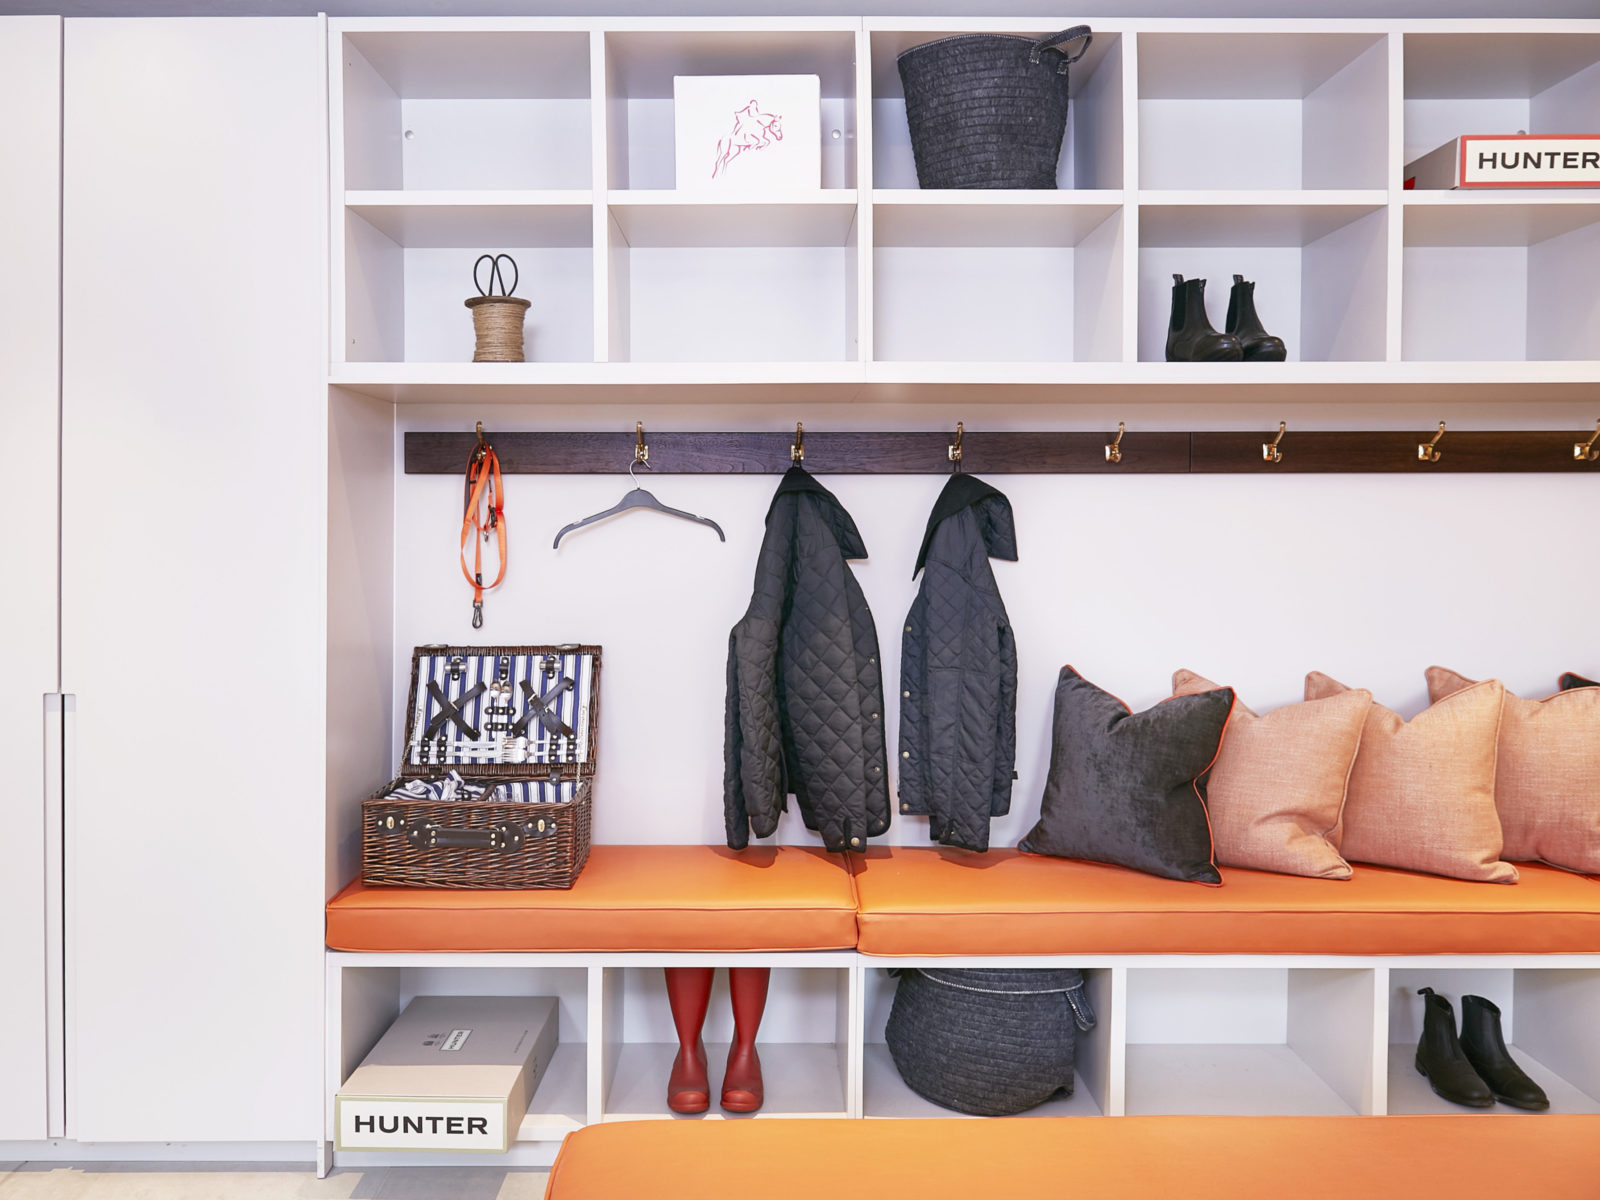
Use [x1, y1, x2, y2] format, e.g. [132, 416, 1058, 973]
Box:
[406, 650, 596, 773]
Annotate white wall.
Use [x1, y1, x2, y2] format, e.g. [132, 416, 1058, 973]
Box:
[387, 401, 1600, 852]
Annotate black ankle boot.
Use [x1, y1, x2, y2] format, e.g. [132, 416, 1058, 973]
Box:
[1165, 275, 1242, 362]
[1415, 988, 1493, 1108]
[1225, 275, 1287, 362]
[1460, 995, 1550, 1111]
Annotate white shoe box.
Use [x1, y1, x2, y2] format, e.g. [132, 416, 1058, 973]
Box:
[336, 995, 559, 1153]
[1405, 134, 1600, 189]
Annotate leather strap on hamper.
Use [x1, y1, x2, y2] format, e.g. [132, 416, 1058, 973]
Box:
[1029, 26, 1092, 72]
[461, 442, 507, 629]
[426, 681, 485, 740]
[511, 676, 576, 739]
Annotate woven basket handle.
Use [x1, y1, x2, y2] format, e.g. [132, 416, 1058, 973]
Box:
[1030, 26, 1093, 74]
[1064, 980, 1097, 1032]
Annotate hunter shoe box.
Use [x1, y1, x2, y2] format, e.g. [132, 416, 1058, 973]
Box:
[336, 995, 559, 1153]
[1405, 134, 1600, 189]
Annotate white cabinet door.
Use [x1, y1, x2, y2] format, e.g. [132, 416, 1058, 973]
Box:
[61, 17, 327, 1142]
[0, 15, 63, 1142]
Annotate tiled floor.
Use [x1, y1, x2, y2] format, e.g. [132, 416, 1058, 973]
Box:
[0, 1165, 547, 1200]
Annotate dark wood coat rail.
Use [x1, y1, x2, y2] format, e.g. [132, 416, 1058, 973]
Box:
[406, 429, 1600, 476]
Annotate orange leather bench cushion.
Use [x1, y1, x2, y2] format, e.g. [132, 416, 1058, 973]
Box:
[326, 845, 857, 952]
[544, 1115, 1600, 1200]
[850, 847, 1600, 956]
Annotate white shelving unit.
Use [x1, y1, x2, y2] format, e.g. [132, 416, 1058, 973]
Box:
[321, 12, 1600, 1175]
[328, 16, 1600, 396]
[326, 953, 1600, 1167]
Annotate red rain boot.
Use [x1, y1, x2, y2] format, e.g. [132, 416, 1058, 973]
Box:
[722, 967, 770, 1112]
[664, 967, 713, 1114]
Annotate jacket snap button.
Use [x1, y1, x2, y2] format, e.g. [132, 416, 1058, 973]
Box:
[901, 750, 910, 759]
[870, 712, 879, 721]
[900, 802, 909, 812]
[850, 837, 861, 848]
[873, 765, 881, 773]
[902, 690, 910, 698]
[905, 625, 912, 633]
[868, 657, 876, 665]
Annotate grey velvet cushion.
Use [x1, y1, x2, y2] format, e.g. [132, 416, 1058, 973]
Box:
[1020, 666, 1234, 884]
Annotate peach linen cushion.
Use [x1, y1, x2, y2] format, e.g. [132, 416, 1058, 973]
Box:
[1426, 667, 1600, 874]
[1171, 669, 1368, 879]
[1304, 672, 1516, 883]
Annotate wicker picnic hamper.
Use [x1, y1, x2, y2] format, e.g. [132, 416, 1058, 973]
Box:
[897, 26, 1092, 189]
[885, 967, 1096, 1115]
[362, 644, 601, 889]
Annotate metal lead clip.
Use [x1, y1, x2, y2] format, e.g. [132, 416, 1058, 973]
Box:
[472, 600, 484, 629]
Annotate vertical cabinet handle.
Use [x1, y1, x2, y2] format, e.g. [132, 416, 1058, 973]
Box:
[42, 695, 69, 1138]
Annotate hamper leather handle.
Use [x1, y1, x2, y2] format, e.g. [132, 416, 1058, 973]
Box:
[1030, 26, 1092, 73]
[391, 815, 557, 852]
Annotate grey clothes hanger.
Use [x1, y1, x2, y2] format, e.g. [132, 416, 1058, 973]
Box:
[552, 425, 726, 549]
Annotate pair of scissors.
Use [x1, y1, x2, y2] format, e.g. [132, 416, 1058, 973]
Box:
[473, 253, 519, 297]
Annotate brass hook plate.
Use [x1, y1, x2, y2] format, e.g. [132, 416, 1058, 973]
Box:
[1105, 422, 1125, 464]
[635, 420, 648, 465]
[1418, 421, 1446, 463]
[949, 421, 964, 471]
[1263, 421, 1286, 464]
[791, 422, 804, 464]
[1575, 419, 1600, 462]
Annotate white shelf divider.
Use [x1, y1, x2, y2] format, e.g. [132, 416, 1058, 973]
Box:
[608, 191, 860, 247]
[874, 194, 1122, 248]
[517, 1042, 589, 1142]
[346, 190, 595, 247]
[590, 28, 611, 364]
[1138, 195, 1387, 247]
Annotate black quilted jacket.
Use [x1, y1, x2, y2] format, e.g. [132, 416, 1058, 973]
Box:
[897, 473, 1019, 852]
[724, 467, 890, 853]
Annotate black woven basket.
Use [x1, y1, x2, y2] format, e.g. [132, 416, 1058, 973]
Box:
[897, 27, 1092, 189]
[885, 967, 1095, 1116]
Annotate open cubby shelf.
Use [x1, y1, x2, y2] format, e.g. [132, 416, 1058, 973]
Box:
[327, 954, 1600, 1168]
[331, 17, 1600, 395]
[322, 14, 1600, 1174]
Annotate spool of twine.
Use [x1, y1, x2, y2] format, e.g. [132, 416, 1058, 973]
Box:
[465, 295, 532, 363]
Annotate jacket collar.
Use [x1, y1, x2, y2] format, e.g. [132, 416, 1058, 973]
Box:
[914, 472, 1018, 576]
[768, 466, 869, 559]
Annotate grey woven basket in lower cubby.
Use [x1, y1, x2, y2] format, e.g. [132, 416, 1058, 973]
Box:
[885, 967, 1096, 1116]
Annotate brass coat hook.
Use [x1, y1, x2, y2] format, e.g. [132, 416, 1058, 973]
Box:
[1418, 421, 1446, 463]
[1263, 421, 1286, 464]
[472, 420, 488, 463]
[635, 420, 648, 465]
[791, 422, 804, 464]
[949, 421, 964, 472]
[1105, 422, 1125, 464]
[1575, 419, 1600, 462]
